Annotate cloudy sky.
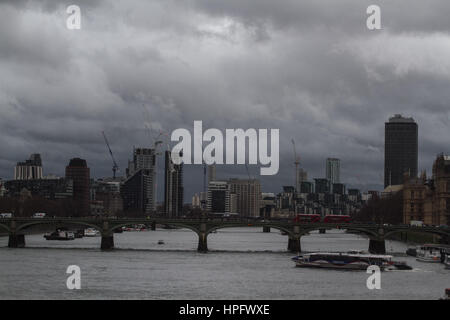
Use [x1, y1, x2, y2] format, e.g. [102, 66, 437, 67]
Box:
[1, 0, 450, 201]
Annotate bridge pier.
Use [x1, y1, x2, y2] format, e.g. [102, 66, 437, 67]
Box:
[101, 235, 114, 251]
[263, 226, 271, 233]
[8, 234, 25, 248]
[369, 239, 386, 254]
[197, 233, 208, 253]
[288, 237, 301, 253]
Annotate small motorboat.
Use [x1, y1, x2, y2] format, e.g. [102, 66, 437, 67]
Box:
[84, 228, 100, 237]
[158, 240, 165, 245]
[387, 261, 413, 270]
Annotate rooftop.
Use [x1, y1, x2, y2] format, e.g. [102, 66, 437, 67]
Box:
[388, 114, 416, 123]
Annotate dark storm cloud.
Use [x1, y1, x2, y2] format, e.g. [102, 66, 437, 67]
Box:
[1, 0, 450, 201]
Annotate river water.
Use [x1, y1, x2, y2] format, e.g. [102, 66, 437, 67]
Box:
[0, 228, 448, 299]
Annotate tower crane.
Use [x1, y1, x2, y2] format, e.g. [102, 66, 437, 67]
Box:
[291, 139, 300, 193]
[102, 131, 119, 179]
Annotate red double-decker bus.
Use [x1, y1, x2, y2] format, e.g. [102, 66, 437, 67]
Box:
[293, 214, 321, 223]
[322, 215, 351, 223]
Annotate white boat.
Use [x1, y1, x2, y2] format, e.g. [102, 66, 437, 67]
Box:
[84, 228, 100, 237]
[123, 224, 148, 232]
[44, 230, 75, 241]
[444, 253, 450, 269]
[294, 252, 393, 271]
[416, 244, 447, 263]
[441, 289, 450, 300]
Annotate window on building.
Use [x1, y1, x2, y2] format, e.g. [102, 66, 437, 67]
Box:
[411, 191, 414, 199]
[447, 182, 450, 192]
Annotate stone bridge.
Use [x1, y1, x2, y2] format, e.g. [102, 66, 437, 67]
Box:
[1, 217, 449, 254]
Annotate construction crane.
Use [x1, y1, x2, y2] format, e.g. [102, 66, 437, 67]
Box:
[102, 131, 119, 179]
[291, 139, 300, 193]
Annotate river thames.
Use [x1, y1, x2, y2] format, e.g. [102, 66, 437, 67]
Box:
[0, 228, 448, 299]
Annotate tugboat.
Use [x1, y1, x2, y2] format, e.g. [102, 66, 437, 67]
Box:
[44, 230, 75, 241]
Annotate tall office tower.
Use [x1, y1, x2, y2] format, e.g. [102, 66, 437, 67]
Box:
[14, 154, 43, 180]
[384, 114, 418, 187]
[207, 181, 230, 214]
[65, 158, 90, 216]
[164, 150, 184, 217]
[124, 148, 157, 213]
[296, 168, 308, 192]
[326, 158, 340, 185]
[228, 179, 261, 217]
[208, 164, 216, 183]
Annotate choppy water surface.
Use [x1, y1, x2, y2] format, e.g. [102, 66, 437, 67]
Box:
[0, 228, 448, 299]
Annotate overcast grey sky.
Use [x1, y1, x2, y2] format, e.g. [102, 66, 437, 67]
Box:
[1, 0, 450, 201]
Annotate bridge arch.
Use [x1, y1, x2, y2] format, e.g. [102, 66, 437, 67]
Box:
[15, 220, 102, 233]
[0, 223, 10, 233]
[383, 228, 450, 240]
[205, 223, 295, 237]
[297, 225, 380, 239]
[107, 222, 201, 235]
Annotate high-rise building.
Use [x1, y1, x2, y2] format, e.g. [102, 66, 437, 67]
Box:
[91, 180, 123, 216]
[300, 181, 313, 194]
[297, 168, 307, 192]
[208, 164, 216, 183]
[207, 181, 230, 214]
[14, 154, 43, 180]
[314, 178, 330, 194]
[192, 193, 201, 208]
[326, 158, 340, 185]
[384, 114, 418, 187]
[65, 158, 90, 216]
[125, 148, 157, 213]
[0, 178, 6, 197]
[164, 150, 184, 217]
[332, 183, 346, 195]
[228, 179, 261, 217]
[121, 169, 154, 215]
